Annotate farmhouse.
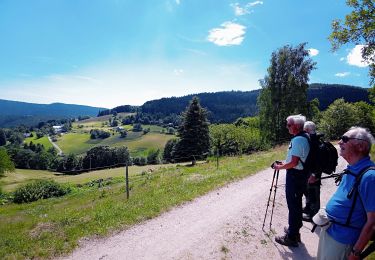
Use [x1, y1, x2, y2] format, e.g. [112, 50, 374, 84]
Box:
[53, 125, 64, 134]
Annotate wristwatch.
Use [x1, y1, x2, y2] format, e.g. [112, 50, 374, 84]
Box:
[351, 248, 361, 257]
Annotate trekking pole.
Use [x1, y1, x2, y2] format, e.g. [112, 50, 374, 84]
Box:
[262, 169, 277, 231]
[269, 169, 280, 230]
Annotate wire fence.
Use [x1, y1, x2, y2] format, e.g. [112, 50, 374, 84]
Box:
[56, 153, 213, 199]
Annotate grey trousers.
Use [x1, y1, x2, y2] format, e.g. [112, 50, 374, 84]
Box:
[317, 226, 352, 260]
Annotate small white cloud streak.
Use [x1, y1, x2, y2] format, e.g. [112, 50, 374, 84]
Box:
[247, 1, 263, 7]
[347, 45, 371, 67]
[308, 48, 319, 57]
[175, 0, 180, 5]
[231, 1, 262, 16]
[207, 22, 246, 46]
[335, 72, 351, 77]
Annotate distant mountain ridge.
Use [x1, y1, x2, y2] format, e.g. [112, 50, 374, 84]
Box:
[140, 83, 370, 123]
[0, 99, 106, 127]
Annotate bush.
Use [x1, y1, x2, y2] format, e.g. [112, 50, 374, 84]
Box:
[13, 180, 71, 203]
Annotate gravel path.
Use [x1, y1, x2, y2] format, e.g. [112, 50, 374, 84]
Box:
[60, 155, 347, 260]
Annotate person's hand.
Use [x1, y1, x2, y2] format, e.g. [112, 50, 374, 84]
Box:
[308, 175, 317, 184]
[347, 253, 360, 260]
[271, 161, 282, 169]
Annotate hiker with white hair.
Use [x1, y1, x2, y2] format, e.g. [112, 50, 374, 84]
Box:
[303, 120, 322, 222]
[317, 127, 375, 260]
[272, 114, 310, 247]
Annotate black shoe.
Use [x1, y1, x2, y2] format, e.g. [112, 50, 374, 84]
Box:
[275, 234, 299, 247]
[283, 227, 301, 242]
[302, 213, 312, 222]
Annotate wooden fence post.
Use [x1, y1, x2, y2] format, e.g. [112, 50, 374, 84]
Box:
[125, 163, 129, 199]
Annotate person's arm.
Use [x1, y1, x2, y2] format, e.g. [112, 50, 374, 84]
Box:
[273, 155, 299, 170]
[348, 212, 375, 260]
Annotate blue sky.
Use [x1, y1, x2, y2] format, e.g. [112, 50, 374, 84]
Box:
[0, 0, 371, 109]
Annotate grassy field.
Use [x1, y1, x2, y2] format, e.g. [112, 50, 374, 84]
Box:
[0, 147, 286, 259]
[24, 133, 53, 150]
[0, 164, 181, 193]
[56, 123, 174, 156]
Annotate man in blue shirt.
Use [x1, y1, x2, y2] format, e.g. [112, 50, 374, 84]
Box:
[273, 114, 310, 247]
[317, 127, 375, 260]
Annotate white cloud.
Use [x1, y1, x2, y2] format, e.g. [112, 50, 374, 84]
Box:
[247, 1, 263, 7]
[231, 3, 249, 16]
[231, 1, 262, 16]
[207, 22, 246, 46]
[340, 57, 345, 61]
[173, 68, 184, 76]
[347, 45, 371, 67]
[335, 72, 351, 77]
[308, 48, 319, 57]
[175, 0, 180, 5]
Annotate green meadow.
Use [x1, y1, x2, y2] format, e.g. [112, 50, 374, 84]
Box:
[56, 118, 174, 156]
[24, 134, 53, 150]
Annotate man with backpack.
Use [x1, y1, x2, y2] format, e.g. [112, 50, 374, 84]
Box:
[317, 127, 375, 260]
[272, 114, 310, 247]
[303, 121, 322, 222]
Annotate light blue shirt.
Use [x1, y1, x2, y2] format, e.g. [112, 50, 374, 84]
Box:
[326, 156, 375, 245]
[285, 135, 310, 170]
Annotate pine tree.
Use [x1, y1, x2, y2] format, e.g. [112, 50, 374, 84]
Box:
[173, 97, 210, 163]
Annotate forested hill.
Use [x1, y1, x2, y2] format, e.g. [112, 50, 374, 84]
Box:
[0, 99, 106, 127]
[308, 83, 370, 110]
[141, 83, 370, 123]
[141, 90, 259, 123]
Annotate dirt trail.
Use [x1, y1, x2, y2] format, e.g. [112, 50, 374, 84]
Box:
[60, 156, 347, 260]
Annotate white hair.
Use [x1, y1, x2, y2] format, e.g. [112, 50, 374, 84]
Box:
[304, 121, 316, 134]
[287, 114, 306, 130]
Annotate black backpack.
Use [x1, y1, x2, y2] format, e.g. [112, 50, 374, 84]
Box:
[316, 140, 338, 175]
[298, 133, 338, 174]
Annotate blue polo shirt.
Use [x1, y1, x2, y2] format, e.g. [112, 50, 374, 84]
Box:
[326, 156, 375, 245]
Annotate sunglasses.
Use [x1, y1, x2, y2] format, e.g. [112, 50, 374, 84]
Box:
[340, 135, 368, 143]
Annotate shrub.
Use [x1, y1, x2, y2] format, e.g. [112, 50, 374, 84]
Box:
[13, 180, 71, 204]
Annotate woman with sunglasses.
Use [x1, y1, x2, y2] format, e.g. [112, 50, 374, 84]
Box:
[317, 127, 375, 260]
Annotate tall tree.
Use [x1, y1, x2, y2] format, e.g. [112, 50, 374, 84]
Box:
[257, 43, 316, 143]
[329, 0, 375, 85]
[173, 97, 210, 163]
[0, 148, 15, 176]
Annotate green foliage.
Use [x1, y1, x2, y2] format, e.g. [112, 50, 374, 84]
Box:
[13, 179, 70, 203]
[90, 129, 110, 139]
[147, 149, 161, 164]
[210, 121, 266, 156]
[329, 0, 375, 85]
[133, 156, 147, 166]
[0, 128, 6, 146]
[318, 98, 375, 139]
[258, 43, 316, 143]
[132, 123, 143, 132]
[163, 138, 179, 162]
[0, 148, 15, 176]
[173, 97, 210, 162]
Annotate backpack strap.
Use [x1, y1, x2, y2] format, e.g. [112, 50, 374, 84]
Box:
[332, 166, 375, 229]
[294, 132, 310, 168]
